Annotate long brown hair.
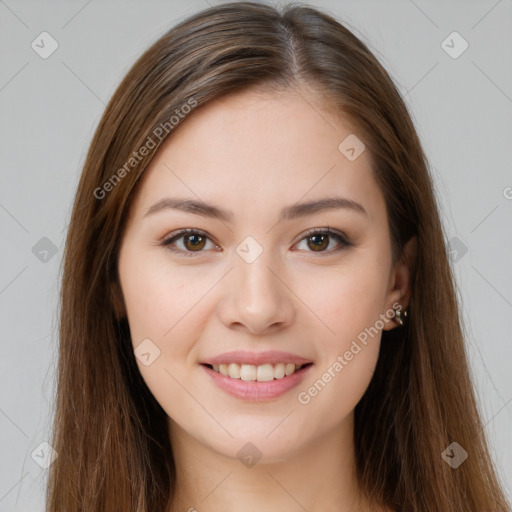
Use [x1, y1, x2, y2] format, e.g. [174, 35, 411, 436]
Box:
[47, 2, 510, 510]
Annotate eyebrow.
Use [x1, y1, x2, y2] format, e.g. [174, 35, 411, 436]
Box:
[143, 195, 367, 221]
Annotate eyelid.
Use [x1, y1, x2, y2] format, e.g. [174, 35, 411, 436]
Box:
[161, 228, 220, 257]
[296, 226, 351, 246]
[163, 227, 212, 243]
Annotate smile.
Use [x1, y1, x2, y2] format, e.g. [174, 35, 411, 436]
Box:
[201, 362, 314, 401]
[205, 362, 312, 381]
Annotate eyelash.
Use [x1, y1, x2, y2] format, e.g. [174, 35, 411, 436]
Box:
[160, 227, 353, 257]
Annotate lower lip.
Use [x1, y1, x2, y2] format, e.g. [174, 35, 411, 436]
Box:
[201, 363, 313, 402]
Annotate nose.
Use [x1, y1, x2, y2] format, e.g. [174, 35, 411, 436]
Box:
[217, 248, 296, 335]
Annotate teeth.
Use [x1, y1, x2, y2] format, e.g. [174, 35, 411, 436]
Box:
[210, 362, 307, 381]
[285, 363, 295, 376]
[240, 364, 257, 381]
[256, 364, 274, 382]
[274, 363, 285, 379]
[228, 363, 240, 379]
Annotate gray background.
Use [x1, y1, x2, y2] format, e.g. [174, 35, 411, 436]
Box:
[1, 0, 511, 510]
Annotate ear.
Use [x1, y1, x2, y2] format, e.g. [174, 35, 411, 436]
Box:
[110, 278, 127, 320]
[383, 235, 417, 330]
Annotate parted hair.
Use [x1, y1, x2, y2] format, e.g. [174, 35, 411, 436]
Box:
[46, 2, 510, 511]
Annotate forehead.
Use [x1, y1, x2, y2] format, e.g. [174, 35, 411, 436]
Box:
[129, 86, 386, 227]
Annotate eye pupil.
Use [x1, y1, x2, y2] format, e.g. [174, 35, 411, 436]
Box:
[184, 234, 205, 251]
[308, 234, 329, 251]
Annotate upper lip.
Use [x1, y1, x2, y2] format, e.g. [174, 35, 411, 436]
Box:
[200, 350, 313, 366]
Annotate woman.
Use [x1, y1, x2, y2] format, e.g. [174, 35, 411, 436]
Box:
[46, 2, 510, 511]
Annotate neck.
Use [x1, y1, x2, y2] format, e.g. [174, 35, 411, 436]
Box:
[166, 412, 379, 512]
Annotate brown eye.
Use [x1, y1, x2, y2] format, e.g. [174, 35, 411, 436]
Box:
[295, 228, 352, 255]
[182, 233, 206, 251]
[307, 233, 329, 251]
[162, 229, 218, 256]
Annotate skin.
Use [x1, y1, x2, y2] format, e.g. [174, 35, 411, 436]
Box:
[116, 85, 415, 512]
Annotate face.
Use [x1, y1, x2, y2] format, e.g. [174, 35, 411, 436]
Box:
[117, 86, 409, 463]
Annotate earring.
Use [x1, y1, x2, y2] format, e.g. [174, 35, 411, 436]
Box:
[395, 308, 408, 326]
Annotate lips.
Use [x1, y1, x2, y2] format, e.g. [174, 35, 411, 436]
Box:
[201, 361, 314, 401]
[200, 350, 313, 367]
[199, 350, 314, 401]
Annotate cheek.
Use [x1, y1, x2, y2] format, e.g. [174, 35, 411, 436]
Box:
[118, 248, 223, 397]
[119, 249, 209, 345]
[292, 253, 389, 412]
[296, 339, 380, 435]
[118, 252, 214, 415]
[299, 255, 390, 346]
